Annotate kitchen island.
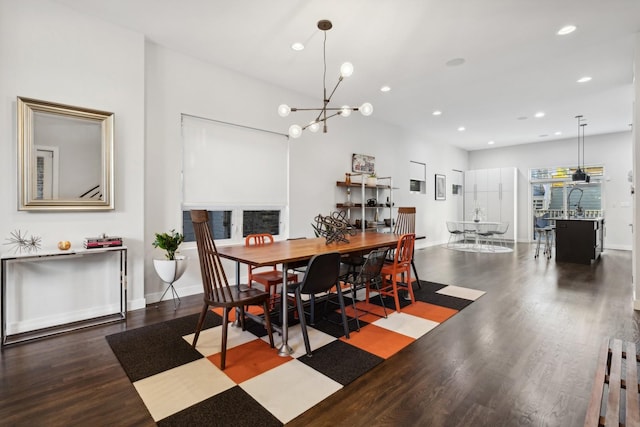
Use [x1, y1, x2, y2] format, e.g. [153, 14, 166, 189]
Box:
[555, 218, 604, 264]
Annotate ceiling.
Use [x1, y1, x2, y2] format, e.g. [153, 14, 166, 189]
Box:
[54, 0, 640, 151]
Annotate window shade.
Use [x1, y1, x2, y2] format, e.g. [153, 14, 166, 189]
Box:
[182, 115, 288, 206]
[409, 161, 426, 181]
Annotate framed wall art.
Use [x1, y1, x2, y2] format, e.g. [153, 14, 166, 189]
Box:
[352, 153, 375, 174]
[435, 174, 446, 200]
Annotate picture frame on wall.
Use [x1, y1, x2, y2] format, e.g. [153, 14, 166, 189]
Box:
[352, 153, 375, 174]
[435, 174, 446, 200]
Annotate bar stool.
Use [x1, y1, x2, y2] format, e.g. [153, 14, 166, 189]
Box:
[534, 213, 553, 259]
[534, 226, 554, 259]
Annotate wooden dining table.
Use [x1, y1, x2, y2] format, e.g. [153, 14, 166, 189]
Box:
[216, 232, 400, 356]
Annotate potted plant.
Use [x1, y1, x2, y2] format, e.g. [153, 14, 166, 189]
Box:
[152, 229, 187, 290]
[366, 173, 377, 186]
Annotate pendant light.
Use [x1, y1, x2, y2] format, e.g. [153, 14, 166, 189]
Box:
[277, 20, 372, 138]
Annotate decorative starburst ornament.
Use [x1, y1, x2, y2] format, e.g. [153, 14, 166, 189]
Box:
[4, 229, 42, 254]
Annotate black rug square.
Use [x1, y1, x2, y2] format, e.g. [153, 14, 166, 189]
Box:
[297, 339, 384, 386]
[413, 280, 448, 293]
[157, 385, 282, 427]
[106, 312, 220, 382]
[306, 310, 364, 338]
[415, 291, 474, 311]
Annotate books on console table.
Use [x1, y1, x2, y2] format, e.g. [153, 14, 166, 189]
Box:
[83, 236, 123, 249]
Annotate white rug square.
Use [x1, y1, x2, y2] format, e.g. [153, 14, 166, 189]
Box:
[240, 359, 342, 424]
[183, 325, 260, 356]
[133, 358, 234, 421]
[437, 285, 486, 301]
[260, 323, 337, 358]
[372, 311, 439, 339]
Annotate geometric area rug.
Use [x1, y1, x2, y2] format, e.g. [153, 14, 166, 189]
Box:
[106, 281, 484, 426]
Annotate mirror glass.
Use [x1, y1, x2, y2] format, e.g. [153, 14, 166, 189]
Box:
[17, 97, 114, 211]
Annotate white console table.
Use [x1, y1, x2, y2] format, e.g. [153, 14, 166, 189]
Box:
[1, 245, 127, 347]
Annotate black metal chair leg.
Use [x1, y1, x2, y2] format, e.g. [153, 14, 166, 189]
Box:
[411, 260, 421, 289]
[295, 288, 312, 356]
[335, 284, 350, 339]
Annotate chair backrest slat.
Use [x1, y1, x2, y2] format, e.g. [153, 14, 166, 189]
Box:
[394, 207, 416, 235]
[394, 233, 416, 267]
[191, 210, 234, 303]
[245, 233, 274, 246]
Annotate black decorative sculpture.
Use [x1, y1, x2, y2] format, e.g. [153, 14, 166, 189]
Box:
[312, 211, 357, 244]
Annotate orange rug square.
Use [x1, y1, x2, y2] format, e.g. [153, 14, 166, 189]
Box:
[341, 324, 414, 359]
[207, 339, 291, 383]
[401, 301, 458, 323]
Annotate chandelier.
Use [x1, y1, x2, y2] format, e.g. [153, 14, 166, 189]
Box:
[277, 20, 373, 138]
[572, 115, 590, 183]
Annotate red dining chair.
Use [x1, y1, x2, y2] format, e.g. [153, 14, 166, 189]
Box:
[245, 233, 298, 310]
[190, 210, 274, 370]
[379, 233, 416, 312]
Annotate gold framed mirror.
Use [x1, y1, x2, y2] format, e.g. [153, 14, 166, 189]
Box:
[17, 97, 114, 211]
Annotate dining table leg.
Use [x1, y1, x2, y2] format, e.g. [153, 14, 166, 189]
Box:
[278, 261, 294, 356]
[232, 261, 242, 327]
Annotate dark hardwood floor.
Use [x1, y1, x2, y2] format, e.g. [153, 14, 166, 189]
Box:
[1, 243, 638, 426]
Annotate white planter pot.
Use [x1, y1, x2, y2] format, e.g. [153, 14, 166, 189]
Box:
[366, 177, 377, 186]
[153, 256, 188, 284]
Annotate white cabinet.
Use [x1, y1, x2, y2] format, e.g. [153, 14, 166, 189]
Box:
[464, 167, 518, 240]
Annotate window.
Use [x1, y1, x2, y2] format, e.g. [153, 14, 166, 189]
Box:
[243, 210, 280, 237]
[182, 208, 284, 243]
[182, 210, 231, 242]
[409, 160, 426, 194]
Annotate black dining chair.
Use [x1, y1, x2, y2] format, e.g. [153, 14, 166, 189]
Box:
[286, 252, 348, 357]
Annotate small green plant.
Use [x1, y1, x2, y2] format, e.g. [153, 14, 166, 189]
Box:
[152, 229, 184, 260]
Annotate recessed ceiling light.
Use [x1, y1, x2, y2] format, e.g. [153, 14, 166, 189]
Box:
[577, 76, 592, 83]
[554, 131, 562, 136]
[539, 134, 549, 138]
[291, 42, 304, 51]
[534, 112, 545, 118]
[557, 25, 577, 35]
[380, 85, 391, 92]
[457, 126, 465, 132]
[446, 58, 466, 67]
[432, 110, 442, 116]
[488, 141, 495, 145]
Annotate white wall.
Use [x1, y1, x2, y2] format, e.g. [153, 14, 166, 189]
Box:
[144, 42, 469, 302]
[0, 0, 146, 331]
[469, 131, 633, 249]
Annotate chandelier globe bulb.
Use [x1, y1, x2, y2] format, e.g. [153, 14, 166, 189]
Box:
[278, 104, 291, 117]
[340, 62, 354, 78]
[288, 124, 302, 138]
[308, 121, 320, 132]
[359, 102, 373, 116]
[340, 106, 352, 117]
